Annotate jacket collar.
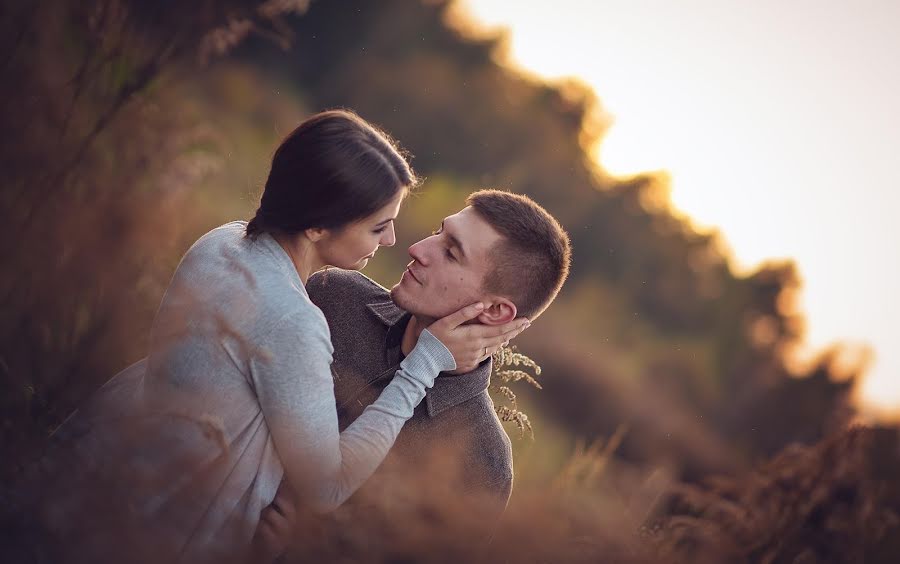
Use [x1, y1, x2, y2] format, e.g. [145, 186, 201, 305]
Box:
[365, 299, 492, 417]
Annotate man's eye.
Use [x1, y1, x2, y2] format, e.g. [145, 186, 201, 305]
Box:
[445, 248, 456, 261]
[431, 226, 443, 235]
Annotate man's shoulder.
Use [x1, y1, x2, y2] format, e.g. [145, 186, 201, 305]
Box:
[465, 391, 513, 463]
[430, 390, 513, 492]
[307, 269, 391, 306]
[438, 390, 514, 505]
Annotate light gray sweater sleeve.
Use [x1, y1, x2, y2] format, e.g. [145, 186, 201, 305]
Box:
[250, 312, 455, 512]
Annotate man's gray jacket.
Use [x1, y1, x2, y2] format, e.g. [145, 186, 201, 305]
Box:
[306, 269, 513, 517]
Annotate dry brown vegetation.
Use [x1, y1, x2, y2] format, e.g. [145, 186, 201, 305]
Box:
[2, 1, 896, 562]
[651, 425, 900, 564]
[269, 425, 900, 563]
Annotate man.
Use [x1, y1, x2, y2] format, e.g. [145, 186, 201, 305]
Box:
[256, 189, 571, 556]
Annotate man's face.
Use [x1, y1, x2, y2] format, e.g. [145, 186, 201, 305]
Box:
[390, 206, 503, 322]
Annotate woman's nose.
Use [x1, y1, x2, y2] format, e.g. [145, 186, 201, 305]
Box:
[380, 224, 396, 247]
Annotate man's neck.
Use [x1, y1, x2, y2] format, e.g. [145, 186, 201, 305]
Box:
[401, 314, 433, 356]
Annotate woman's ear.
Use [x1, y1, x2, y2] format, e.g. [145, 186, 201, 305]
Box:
[305, 227, 327, 243]
[477, 297, 517, 325]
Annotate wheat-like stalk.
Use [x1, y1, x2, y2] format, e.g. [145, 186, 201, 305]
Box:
[494, 405, 534, 439]
[490, 345, 542, 439]
[493, 346, 542, 376]
[495, 385, 517, 409]
[493, 369, 543, 390]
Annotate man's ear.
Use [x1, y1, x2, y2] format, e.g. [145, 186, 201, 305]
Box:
[477, 297, 517, 325]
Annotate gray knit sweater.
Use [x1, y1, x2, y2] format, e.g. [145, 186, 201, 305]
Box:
[48, 222, 455, 562]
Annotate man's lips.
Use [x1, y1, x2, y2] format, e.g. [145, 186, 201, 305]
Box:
[405, 265, 422, 284]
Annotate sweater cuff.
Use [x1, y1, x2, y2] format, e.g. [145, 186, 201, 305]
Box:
[401, 328, 457, 383]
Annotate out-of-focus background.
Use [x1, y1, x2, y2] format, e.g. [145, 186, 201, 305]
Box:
[462, 0, 900, 423]
[2, 1, 898, 561]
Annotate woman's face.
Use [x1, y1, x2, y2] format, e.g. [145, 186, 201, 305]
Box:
[315, 189, 404, 270]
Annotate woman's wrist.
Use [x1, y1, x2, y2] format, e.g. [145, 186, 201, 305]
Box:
[401, 328, 456, 383]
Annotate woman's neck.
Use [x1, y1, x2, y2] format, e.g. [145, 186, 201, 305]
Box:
[272, 232, 322, 285]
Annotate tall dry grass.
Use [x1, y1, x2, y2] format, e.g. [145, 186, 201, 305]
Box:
[651, 425, 900, 563]
[267, 425, 900, 563]
[0, 0, 310, 482]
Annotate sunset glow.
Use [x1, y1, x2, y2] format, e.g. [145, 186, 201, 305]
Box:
[460, 0, 900, 417]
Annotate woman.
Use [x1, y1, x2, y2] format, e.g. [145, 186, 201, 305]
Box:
[37, 110, 526, 563]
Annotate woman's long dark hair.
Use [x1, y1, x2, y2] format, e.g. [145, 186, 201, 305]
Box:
[246, 110, 417, 238]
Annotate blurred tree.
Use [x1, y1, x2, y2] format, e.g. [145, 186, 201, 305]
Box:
[0, 0, 862, 485]
[231, 0, 859, 473]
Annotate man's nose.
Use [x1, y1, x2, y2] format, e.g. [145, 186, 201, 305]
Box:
[408, 239, 429, 265]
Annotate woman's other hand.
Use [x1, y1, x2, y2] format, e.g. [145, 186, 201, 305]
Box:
[251, 480, 298, 563]
[428, 302, 530, 373]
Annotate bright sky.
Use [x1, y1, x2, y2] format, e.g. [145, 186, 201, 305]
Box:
[460, 0, 900, 417]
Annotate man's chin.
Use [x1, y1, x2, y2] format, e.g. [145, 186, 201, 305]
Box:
[389, 284, 407, 308]
[391, 289, 447, 325]
[390, 285, 426, 317]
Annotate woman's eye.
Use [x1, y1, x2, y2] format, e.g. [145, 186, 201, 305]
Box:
[373, 227, 387, 234]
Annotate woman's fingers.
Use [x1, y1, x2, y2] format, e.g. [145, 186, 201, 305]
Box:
[261, 506, 287, 531]
[465, 318, 529, 340]
[254, 515, 281, 551]
[429, 306, 530, 373]
[431, 302, 485, 334]
[270, 499, 286, 517]
[256, 486, 297, 556]
[474, 321, 529, 361]
[477, 320, 529, 352]
[261, 512, 291, 549]
[252, 502, 295, 563]
[272, 480, 297, 520]
[496, 317, 530, 337]
[496, 319, 530, 343]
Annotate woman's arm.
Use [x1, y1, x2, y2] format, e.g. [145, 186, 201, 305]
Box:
[249, 310, 453, 513]
[251, 301, 528, 514]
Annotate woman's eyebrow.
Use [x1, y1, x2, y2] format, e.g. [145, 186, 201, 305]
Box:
[374, 216, 395, 227]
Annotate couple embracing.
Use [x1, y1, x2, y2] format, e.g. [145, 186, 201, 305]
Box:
[33, 110, 571, 563]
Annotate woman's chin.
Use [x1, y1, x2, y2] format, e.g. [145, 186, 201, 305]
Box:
[336, 254, 375, 271]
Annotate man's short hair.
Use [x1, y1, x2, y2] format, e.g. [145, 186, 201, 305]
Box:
[467, 189, 571, 319]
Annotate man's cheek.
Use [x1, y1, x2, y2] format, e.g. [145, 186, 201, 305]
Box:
[449, 290, 476, 312]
